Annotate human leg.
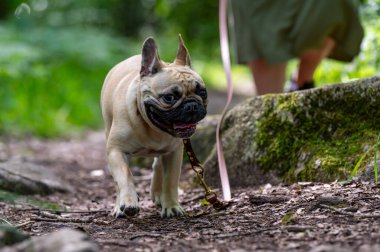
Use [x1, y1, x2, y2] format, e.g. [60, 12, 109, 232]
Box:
[248, 59, 287, 95]
[292, 37, 335, 89]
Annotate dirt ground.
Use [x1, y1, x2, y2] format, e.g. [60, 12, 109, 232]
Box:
[1, 90, 380, 251]
[1, 131, 380, 252]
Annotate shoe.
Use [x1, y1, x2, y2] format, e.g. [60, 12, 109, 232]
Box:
[288, 79, 315, 92]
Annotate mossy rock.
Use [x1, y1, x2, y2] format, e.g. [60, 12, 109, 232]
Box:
[204, 77, 380, 188]
[190, 115, 220, 162]
[0, 161, 74, 195]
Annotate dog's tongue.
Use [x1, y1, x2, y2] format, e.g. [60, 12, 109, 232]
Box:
[173, 123, 196, 130]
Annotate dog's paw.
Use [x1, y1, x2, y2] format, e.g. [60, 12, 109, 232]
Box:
[151, 191, 162, 207]
[112, 204, 140, 218]
[112, 206, 127, 218]
[160, 205, 185, 218]
[112, 192, 140, 218]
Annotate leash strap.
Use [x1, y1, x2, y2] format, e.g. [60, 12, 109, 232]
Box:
[217, 0, 232, 201]
[183, 139, 228, 210]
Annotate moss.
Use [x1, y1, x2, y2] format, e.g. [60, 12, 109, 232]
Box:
[0, 224, 30, 248]
[281, 211, 297, 225]
[254, 84, 380, 183]
[0, 189, 65, 211]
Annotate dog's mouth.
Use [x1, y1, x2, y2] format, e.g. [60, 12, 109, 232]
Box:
[145, 100, 206, 138]
[147, 106, 197, 138]
[172, 123, 197, 138]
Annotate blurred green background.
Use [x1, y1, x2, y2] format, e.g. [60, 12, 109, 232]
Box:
[0, 0, 379, 137]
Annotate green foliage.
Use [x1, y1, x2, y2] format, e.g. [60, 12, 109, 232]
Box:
[281, 211, 297, 225]
[0, 23, 137, 137]
[351, 132, 380, 183]
[312, 0, 380, 85]
[0, 0, 380, 137]
[0, 189, 64, 210]
[0, 0, 221, 137]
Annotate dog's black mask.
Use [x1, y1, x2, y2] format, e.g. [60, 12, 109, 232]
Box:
[145, 98, 207, 138]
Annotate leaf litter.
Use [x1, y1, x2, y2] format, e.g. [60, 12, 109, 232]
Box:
[1, 132, 380, 251]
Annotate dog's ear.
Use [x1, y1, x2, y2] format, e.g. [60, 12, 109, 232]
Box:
[140, 37, 162, 77]
[174, 34, 191, 67]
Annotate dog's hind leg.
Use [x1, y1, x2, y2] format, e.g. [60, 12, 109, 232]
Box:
[151, 157, 163, 207]
[160, 146, 185, 218]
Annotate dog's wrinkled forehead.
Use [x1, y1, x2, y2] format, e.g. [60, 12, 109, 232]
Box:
[170, 68, 203, 86]
[150, 67, 204, 94]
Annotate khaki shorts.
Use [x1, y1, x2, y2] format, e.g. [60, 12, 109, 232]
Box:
[231, 0, 364, 64]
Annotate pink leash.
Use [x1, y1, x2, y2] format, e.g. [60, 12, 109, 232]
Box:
[217, 0, 232, 201]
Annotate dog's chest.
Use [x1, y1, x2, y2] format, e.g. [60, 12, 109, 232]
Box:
[131, 148, 173, 157]
[126, 136, 181, 157]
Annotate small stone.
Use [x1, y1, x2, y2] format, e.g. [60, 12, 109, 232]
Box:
[4, 228, 98, 252]
[309, 244, 353, 252]
[358, 244, 380, 252]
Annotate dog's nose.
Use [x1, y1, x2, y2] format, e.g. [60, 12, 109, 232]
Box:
[184, 102, 199, 112]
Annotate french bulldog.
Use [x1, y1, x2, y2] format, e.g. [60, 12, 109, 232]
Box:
[100, 36, 208, 218]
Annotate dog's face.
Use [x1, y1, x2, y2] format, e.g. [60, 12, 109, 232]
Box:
[138, 36, 208, 138]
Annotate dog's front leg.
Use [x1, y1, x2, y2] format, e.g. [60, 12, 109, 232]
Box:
[159, 145, 185, 218]
[107, 148, 139, 218]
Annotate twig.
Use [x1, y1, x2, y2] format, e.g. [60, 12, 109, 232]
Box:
[31, 217, 94, 223]
[189, 209, 228, 218]
[211, 228, 274, 239]
[97, 239, 153, 251]
[317, 196, 347, 206]
[284, 225, 315, 232]
[207, 211, 227, 218]
[129, 233, 163, 240]
[187, 219, 212, 225]
[39, 211, 60, 219]
[320, 204, 380, 218]
[0, 217, 12, 225]
[182, 194, 204, 204]
[56, 209, 108, 214]
[19, 208, 109, 214]
[250, 195, 291, 205]
[175, 240, 213, 250]
[92, 219, 117, 225]
[15, 220, 34, 228]
[198, 228, 276, 240]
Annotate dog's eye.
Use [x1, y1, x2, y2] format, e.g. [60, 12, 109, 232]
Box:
[199, 89, 207, 99]
[196, 88, 207, 99]
[195, 82, 207, 99]
[161, 94, 177, 104]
